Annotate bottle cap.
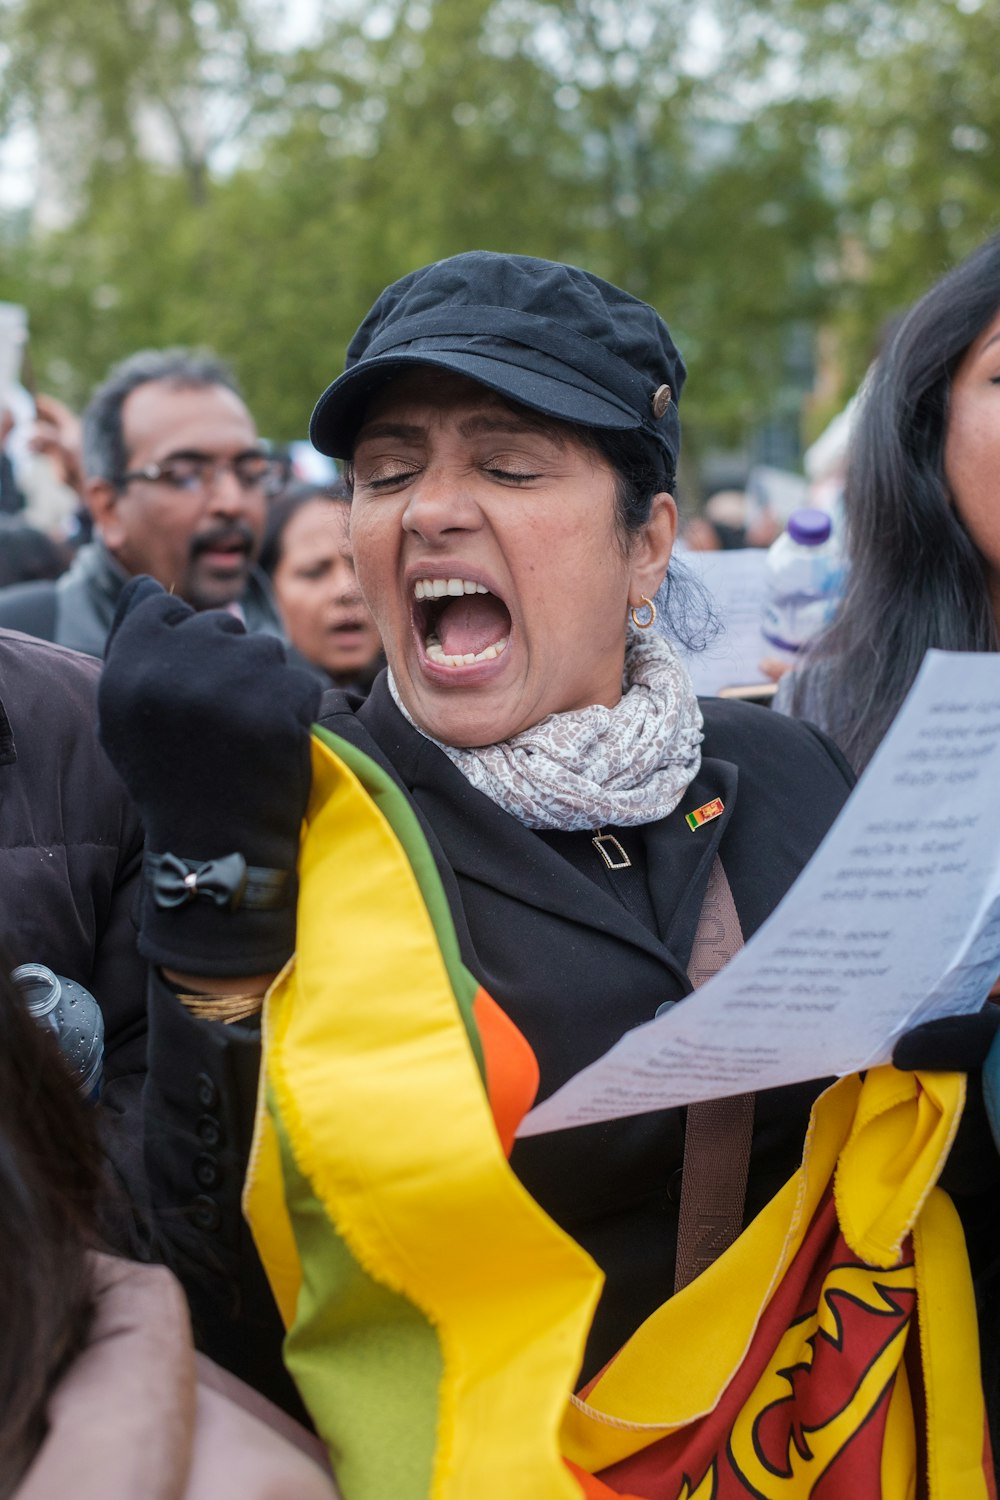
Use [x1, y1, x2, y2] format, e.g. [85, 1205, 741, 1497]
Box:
[787, 508, 832, 545]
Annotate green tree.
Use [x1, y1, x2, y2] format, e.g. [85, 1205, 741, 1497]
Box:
[0, 0, 837, 470]
[0, 0, 275, 203]
[716, 0, 1000, 402]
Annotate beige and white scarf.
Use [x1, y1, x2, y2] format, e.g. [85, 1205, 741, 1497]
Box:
[389, 630, 703, 831]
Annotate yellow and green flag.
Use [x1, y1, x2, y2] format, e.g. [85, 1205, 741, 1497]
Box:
[244, 729, 603, 1500]
[244, 731, 994, 1500]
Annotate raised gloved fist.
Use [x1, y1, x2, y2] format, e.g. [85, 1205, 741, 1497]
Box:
[98, 577, 322, 977]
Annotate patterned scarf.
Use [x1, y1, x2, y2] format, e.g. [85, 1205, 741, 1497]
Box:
[388, 630, 703, 831]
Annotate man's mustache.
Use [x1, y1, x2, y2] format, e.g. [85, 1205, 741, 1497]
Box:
[190, 522, 257, 561]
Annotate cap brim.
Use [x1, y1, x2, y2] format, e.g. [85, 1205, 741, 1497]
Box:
[309, 348, 643, 458]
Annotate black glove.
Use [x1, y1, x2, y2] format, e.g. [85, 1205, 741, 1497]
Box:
[98, 577, 322, 978]
[891, 1006, 1000, 1072]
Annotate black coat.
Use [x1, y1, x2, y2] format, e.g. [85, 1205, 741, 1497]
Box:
[143, 674, 857, 1412]
[0, 629, 146, 1221]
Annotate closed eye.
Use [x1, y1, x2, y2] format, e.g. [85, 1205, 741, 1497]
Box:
[483, 466, 540, 483]
[357, 462, 420, 492]
[481, 451, 545, 483]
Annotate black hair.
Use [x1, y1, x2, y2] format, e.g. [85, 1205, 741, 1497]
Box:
[81, 347, 241, 485]
[258, 476, 350, 578]
[786, 229, 1000, 770]
[0, 959, 102, 1496]
[575, 423, 718, 653]
[573, 424, 675, 536]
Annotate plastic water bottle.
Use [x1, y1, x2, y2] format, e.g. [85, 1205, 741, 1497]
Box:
[761, 508, 845, 664]
[12, 963, 105, 1100]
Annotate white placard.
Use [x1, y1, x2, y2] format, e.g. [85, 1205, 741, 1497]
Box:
[519, 651, 1000, 1137]
[674, 549, 771, 695]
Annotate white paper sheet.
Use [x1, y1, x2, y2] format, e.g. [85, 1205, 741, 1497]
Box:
[674, 549, 771, 695]
[518, 651, 1000, 1137]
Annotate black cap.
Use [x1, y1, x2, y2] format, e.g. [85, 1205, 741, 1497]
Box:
[309, 251, 685, 485]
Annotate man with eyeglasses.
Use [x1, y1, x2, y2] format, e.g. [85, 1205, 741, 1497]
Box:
[0, 348, 288, 654]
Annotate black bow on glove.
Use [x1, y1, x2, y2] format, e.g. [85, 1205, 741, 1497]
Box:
[148, 852, 250, 910]
[98, 577, 322, 978]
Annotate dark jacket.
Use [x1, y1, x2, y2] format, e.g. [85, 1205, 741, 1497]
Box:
[0, 629, 146, 1219]
[0, 539, 285, 656]
[141, 675, 857, 1413]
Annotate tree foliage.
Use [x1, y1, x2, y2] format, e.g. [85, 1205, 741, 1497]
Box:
[0, 0, 996, 483]
[715, 0, 1000, 404]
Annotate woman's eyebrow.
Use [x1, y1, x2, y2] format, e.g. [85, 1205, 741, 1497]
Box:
[354, 412, 565, 446]
[354, 421, 426, 446]
[457, 411, 564, 443]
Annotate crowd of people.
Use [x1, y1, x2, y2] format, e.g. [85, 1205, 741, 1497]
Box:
[0, 351, 384, 688]
[0, 229, 999, 1498]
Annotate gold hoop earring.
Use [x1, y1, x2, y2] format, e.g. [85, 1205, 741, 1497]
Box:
[630, 595, 656, 630]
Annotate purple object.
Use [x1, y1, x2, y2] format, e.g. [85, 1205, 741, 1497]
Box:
[787, 508, 832, 546]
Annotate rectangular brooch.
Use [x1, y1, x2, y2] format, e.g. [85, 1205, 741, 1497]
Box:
[685, 798, 725, 831]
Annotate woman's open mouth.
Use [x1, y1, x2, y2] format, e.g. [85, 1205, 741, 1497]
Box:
[412, 576, 511, 668]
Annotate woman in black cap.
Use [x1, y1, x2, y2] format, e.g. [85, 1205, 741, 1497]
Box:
[98, 255, 856, 1440]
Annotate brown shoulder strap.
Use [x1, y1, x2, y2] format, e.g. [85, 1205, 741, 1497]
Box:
[673, 856, 755, 1293]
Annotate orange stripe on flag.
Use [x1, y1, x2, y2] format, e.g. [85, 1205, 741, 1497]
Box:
[473, 987, 540, 1158]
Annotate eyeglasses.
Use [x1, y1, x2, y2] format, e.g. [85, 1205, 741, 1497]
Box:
[118, 453, 286, 496]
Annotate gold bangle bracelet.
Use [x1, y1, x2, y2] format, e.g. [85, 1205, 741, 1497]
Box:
[175, 990, 267, 1024]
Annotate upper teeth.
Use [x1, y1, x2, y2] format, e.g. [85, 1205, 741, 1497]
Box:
[413, 577, 489, 599]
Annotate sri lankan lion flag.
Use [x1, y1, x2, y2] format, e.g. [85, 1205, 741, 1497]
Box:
[244, 731, 994, 1500]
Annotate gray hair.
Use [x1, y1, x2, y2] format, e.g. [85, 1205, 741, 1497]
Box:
[81, 347, 241, 484]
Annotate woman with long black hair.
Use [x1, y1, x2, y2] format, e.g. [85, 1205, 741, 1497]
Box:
[780, 230, 1000, 769]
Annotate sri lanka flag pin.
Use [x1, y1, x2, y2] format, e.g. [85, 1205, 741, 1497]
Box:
[685, 797, 724, 831]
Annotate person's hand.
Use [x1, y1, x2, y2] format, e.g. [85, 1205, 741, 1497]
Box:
[892, 995, 1000, 1159]
[98, 577, 322, 978]
[27, 394, 84, 493]
[891, 1001, 1000, 1073]
[893, 983, 1000, 1157]
[758, 656, 794, 684]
